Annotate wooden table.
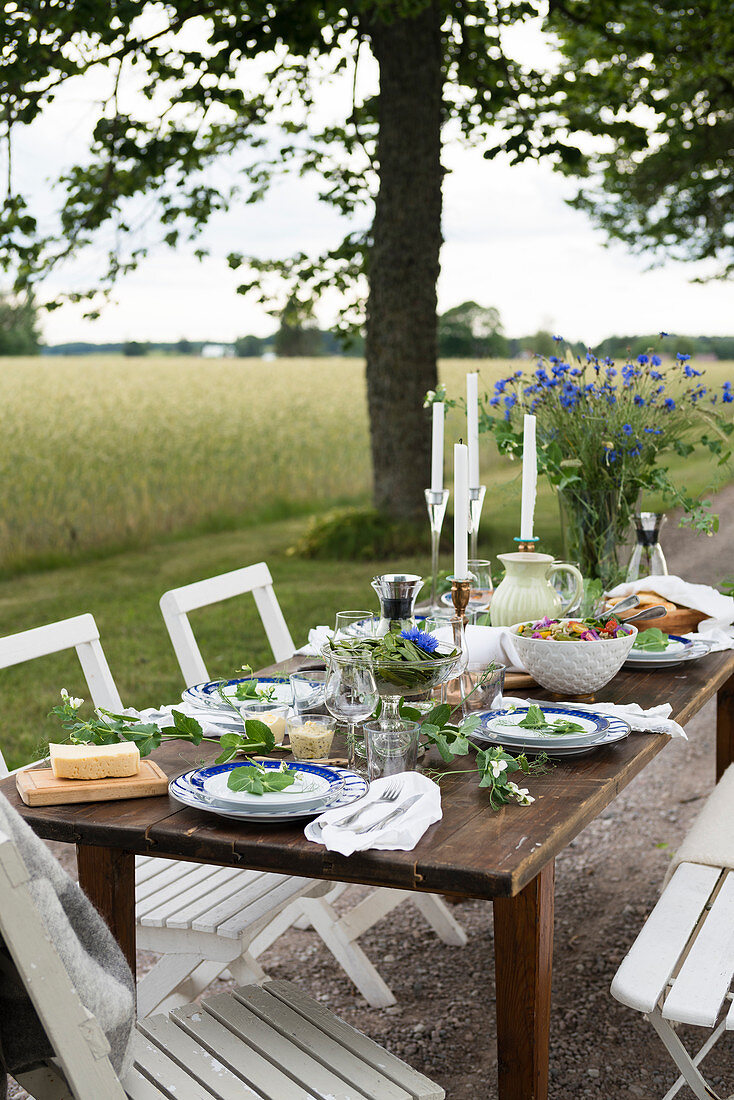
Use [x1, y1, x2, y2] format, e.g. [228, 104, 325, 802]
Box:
[4, 651, 734, 1100]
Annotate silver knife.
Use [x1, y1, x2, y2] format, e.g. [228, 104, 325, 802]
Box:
[351, 793, 425, 835]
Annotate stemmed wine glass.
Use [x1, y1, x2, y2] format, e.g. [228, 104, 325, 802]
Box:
[467, 559, 494, 624]
[324, 653, 378, 772]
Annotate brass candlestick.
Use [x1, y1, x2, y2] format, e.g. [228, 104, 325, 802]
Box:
[514, 536, 540, 553]
[450, 577, 472, 624]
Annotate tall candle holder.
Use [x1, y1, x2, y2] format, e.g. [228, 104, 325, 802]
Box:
[468, 485, 486, 560]
[449, 577, 472, 710]
[513, 536, 540, 553]
[424, 488, 449, 610]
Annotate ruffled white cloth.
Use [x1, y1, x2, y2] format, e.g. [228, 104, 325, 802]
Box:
[607, 575, 734, 651]
[496, 696, 687, 739]
[296, 626, 334, 656]
[116, 703, 234, 737]
[304, 772, 442, 856]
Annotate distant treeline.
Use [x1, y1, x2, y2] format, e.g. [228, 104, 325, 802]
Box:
[30, 301, 734, 361]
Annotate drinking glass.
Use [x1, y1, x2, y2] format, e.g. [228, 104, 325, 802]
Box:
[324, 654, 378, 771]
[467, 559, 494, 614]
[363, 720, 419, 780]
[461, 664, 506, 715]
[334, 611, 376, 640]
[289, 670, 327, 713]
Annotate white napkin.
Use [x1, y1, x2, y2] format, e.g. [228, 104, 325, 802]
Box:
[431, 623, 526, 673]
[296, 626, 334, 657]
[116, 704, 234, 737]
[304, 772, 442, 856]
[496, 696, 687, 739]
[607, 575, 734, 640]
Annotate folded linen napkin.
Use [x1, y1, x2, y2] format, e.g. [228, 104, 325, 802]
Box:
[664, 764, 734, 885]
[304, 771, 442, 856]
[494, 696, 687, 739]
[296, 625, 334, 657]
[117, 703, 235, 737]
[430, 623, 526, 673]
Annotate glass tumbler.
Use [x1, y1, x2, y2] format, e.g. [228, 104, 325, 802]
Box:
[363, 720, 419, 781]
[289, 670, 327, 713]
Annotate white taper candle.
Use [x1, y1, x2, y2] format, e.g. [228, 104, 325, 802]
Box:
[520, 413, 538, 541]
[453, 442, 469, 578]
[466, 372, 480, 489]
[430, 402, 444, 492]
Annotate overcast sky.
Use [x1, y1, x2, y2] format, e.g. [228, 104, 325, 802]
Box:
[10, 24, 734, 348]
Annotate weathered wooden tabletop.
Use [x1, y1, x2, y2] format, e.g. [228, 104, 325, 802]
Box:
[3, 649, 733, 1100]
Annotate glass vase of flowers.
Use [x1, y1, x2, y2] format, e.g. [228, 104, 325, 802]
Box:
[430, 344, 733, 588]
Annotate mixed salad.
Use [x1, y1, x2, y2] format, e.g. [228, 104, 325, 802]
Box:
[516, 616, 633, 641]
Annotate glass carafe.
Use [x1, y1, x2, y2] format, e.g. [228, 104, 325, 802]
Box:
[626, 513, 668, 581]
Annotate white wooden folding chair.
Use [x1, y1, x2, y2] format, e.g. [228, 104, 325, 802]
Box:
[160, 567, 468, 1008]
[0, 614, 330, 1018]
[0, 824, 446, 1100]
[159, 562, 296, 683]
[611, 861, 734, 1100]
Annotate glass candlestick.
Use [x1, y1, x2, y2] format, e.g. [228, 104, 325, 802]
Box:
[424, 488, 449, 610]
[468, 485, 486, 560]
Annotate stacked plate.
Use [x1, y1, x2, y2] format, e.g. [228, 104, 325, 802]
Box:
[472, 706, 631, 758]
[169, 760, 368, 823]
[624, 634, 712, 670]
[183, 675, 295, 711]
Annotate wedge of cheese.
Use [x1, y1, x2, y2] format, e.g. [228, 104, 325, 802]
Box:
[49, 741, 141, 780]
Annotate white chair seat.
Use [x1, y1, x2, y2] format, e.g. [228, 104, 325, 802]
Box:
[611, 861, 734, 1100]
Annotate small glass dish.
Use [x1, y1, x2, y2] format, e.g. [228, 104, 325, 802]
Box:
[237, 701, 289, 745]
[286, 714, 336, 760]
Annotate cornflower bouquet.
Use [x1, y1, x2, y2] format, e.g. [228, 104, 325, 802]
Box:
[431, 343, 733, 585]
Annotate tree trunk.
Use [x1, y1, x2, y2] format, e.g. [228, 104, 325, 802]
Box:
[366, 2, 443, 523]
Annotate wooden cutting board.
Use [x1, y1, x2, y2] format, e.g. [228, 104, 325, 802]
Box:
[16, 760, 169, 807]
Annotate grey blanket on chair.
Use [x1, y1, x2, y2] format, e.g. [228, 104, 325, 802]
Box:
[0, 793, 135, 1097]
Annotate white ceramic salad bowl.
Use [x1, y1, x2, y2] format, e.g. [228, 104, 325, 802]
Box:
[511, 618, 637, 694]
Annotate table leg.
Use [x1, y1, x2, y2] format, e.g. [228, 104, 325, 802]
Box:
[493, 859, 554, 1100]
[76, 845, 136, 978]
[716, 671, 734, 782]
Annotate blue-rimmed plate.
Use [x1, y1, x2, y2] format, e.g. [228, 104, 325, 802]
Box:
[629, 633, 692, 659]
[625, 637, 712, 670]
[180, 760, 344, 812]
[480, 707, 610, 747]
[472, 706, 630, 757]
[183, 676, 294, 712]
[169, 766, 367, 823]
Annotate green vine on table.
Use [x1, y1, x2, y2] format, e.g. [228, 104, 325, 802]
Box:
[399, 698, 547, 809]
[48, 689, 277, 765]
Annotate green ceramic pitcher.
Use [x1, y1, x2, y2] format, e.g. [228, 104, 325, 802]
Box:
[489, 552, 584, 628]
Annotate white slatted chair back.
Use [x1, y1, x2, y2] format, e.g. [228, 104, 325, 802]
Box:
[0, 614, 123, 778]
[160, 562, 295, 686]
[0, 828, 127, 1100]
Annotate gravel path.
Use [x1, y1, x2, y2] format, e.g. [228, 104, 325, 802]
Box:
[9, 491, 734, 1099]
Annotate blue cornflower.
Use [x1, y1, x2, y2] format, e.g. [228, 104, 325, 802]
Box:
[606, 367, 617, 378]
[637, 354, 649, 365]
[494, 379, 507, 394]
[650, 370, 663, 381]
[622, 423, 633, 435]
[489, 396, 500, 407]
[664, 398, 676, 410]
[659, 332, 669, 338]
[656, 385, 665, 394]
[629, 443, 642, 457]
[549, 356, 559, 365]
[570, 367, 581, 376]
[634, 395, 645, 406]
[684, 364, 702, 378]
[724, 391, 733, 404]
[622, 364, 636, 382]
[400, 627, 439, 653]
[676, 352, 691, 362]
[651, 355, 662, 366]
[553, 335, 563, 342]
[644, 427, 663, 435]
[607, 394, 617, 405]
[535, 368, 550, 385]
[606, 449, 619, 463]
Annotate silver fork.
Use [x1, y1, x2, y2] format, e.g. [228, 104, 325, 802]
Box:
[351, 793, 424, 835]
[327, 777, 403, 829]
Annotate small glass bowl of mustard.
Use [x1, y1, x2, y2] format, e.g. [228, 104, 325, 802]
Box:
[237, 701, 289, 745]
[286, 714, 336, 760]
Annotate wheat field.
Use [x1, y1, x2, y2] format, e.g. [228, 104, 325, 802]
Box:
[1, 355, 731, 575]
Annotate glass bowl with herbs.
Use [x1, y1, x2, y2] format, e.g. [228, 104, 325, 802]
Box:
[323, 627, 466, 728]
[511, 617, 637, 695]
